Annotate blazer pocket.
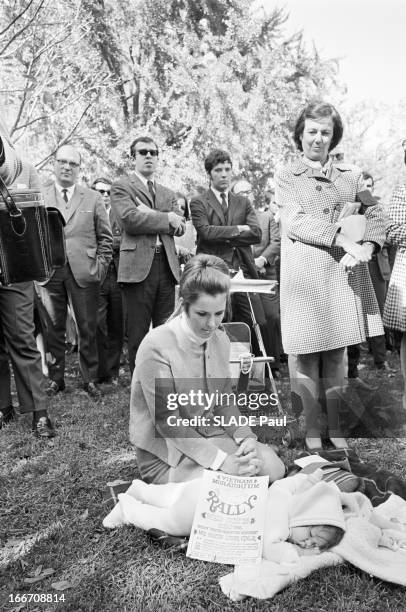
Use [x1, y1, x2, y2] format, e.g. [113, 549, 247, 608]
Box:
[120, 244, 137, 251]
[86, 247, 97, 259]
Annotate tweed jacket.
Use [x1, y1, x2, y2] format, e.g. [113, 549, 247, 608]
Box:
[252, 210, 280, 280]
[190, 189, 261, 278]
[129, 315, 254, 469]
[0, 116, 21, 185]
[275, 159, 385, 354]
[42, 182, 113, 288]
[383, 184, 406, 331]
[108, 207, 121, 273]
[110, 174, 182, 284]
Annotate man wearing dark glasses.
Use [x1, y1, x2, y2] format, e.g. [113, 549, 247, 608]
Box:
[111, 136, 185, 373]
[92, 177, 123, 386]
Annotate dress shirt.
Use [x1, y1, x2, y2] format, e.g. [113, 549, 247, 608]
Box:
[55, 183, 75, 203]
[211, 186, 230, 207]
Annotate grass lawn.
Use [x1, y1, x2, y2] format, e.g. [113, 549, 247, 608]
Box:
[1, 349, 406, 612]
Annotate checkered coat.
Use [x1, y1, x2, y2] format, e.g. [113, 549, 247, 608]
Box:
[275, 159, 385, 354]
[383, 185, 406, 331]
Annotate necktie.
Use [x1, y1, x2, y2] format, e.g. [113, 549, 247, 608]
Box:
[147, 180, 156, 207]
[62, 188, 68, 204]
[220, 192, 228, 219]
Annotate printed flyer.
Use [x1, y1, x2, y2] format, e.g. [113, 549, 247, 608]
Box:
[186, 470, 269, 565]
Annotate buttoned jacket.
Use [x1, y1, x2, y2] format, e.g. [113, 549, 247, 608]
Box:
[276, 159, 385, 354]
[42, 182, 113, 287]
[110, 174, 181, 283]
[190, 189, 261, 278]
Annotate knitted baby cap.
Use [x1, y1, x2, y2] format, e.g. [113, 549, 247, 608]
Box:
[289, 481, 346, 530]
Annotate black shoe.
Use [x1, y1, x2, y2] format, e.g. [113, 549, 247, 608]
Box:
[33, 416, 55, 438]
[46, 380, 65, 396]
[83, 382, 102, 400]
[0, 405, 14, 429]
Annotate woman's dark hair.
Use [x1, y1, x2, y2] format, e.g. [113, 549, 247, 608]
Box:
[204, 149, 232, 175]
[130, 135, 159, 158]
[294, 102, 344, 152]
[171, 254, 230, 318]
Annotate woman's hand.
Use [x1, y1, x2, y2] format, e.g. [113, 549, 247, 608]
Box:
[335, 234, 373, 262]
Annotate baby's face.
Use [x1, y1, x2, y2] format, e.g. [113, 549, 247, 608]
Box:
[288, 525, 330, 551]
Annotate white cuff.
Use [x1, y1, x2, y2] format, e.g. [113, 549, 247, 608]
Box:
[211, 449, 228, 471]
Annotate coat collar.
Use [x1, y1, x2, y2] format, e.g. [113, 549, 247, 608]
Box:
[206, 188, 227, 224]
[129, 173, 154, 206]
[291, 158, 353, 182]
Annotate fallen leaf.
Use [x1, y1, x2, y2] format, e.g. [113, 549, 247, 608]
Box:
[34, 564, 43, 576]
[52, 580, 72, 590]
[23, 568, 55, 584]
[80, 509, 89, 520]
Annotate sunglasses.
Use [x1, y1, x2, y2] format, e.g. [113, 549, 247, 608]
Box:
[96, 189, 110, 196]
[136, 149, 158, 157]
[56, 158, 80, 168]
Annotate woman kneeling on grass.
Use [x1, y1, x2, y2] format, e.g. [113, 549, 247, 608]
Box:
[129, 253, 285, 484]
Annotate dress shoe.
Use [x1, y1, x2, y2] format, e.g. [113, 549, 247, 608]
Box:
[46, 380, 65, 396]
[376, 361, 397, 374]
[83, 382, 102, 400]
[33, 416, 55, 438]
[0, 405, 14, 429]
[348, 376, 376, 391]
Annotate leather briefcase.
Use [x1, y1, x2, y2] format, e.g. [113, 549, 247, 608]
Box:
[0, 176, 66, 285]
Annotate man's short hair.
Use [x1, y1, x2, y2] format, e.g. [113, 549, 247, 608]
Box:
[204, 149, 232, 174]
[361, 171, 374, 187]
[91, 176, 112, 189]
[130, 136, 159, 158]
[55, 144, 82, 165]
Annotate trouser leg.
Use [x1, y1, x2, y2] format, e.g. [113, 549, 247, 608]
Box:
[0, 282, 47, 414]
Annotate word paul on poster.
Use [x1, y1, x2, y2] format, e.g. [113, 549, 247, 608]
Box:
[186, 470, 269, 565]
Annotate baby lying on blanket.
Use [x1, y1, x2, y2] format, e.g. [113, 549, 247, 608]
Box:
[103, 469, 345, 557]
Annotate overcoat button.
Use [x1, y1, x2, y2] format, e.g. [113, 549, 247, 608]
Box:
[316, 185, 322, 191]
[323, 208, 329, 214]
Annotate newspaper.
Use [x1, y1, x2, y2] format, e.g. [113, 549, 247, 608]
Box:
[186, 470, 269, 565]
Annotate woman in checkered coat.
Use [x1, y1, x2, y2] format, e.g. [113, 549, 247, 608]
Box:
[275, 102, 385, 451]
[383, 185, 406, 408]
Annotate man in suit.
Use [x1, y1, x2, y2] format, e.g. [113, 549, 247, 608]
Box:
[110, 136, 184, 374]
[190, 150, 267, 354]
[0, 124, 54, 437]
[92, 177, 123, 385]
[37, 145, 113, 399]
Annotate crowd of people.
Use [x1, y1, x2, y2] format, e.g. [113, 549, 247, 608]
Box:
[0, 101, 405, 467]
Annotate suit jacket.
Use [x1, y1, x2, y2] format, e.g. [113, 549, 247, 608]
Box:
[110, 173, 181, 283]
[129, 315, 253, 469]
[252, 210, 280, 280]
[11, 160, 40, 190]
[108, 207, 121, 273]
[190, 189, 261, 278]
[0, 116, 21, 185]
[42, 182, 113, 288]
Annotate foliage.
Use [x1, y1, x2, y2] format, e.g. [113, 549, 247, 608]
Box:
[0, 0, 339, 200]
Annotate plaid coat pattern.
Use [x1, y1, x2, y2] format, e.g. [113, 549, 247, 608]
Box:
[383, 184, 406, 331]
[275, 159, 385, 354]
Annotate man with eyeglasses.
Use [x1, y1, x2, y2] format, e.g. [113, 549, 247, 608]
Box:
[91, 177, 123, 386]
[110, 136, 185, 373]
[36, 145, 113, 399]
